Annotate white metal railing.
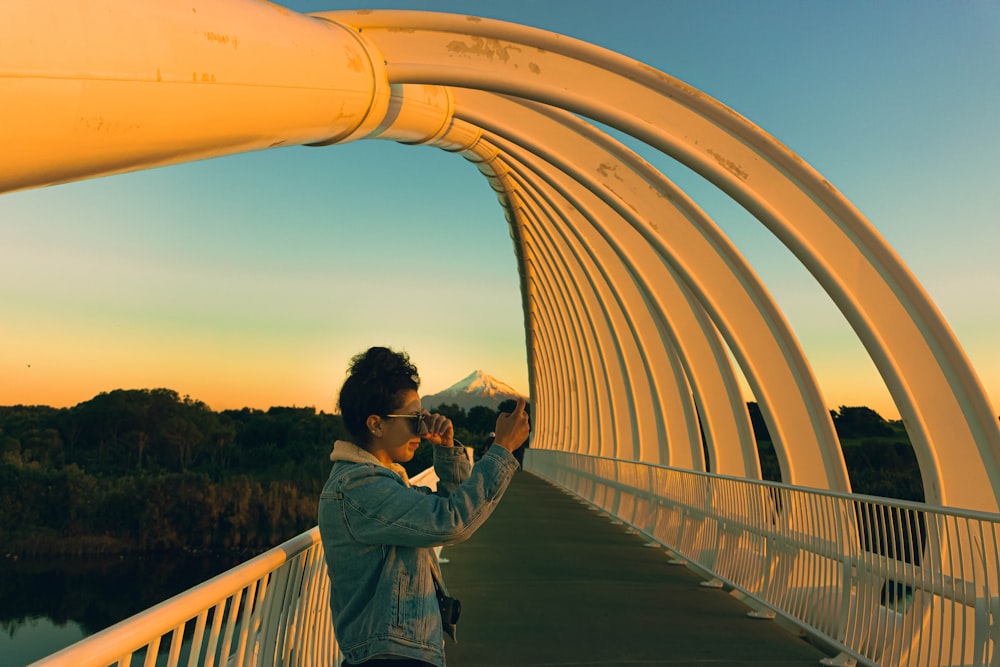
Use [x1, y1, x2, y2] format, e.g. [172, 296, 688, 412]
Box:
[28, 527, 334, 667]
[525, 448, 1000, 667]
[29, 467, 441, 667]
[36, 450, 1000, 667]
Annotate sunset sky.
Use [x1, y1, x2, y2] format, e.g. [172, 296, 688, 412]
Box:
[2, 1, 998, 421]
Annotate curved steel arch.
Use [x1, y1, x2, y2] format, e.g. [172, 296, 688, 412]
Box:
[2, 2, 998, 511]
[513, 164, 696, 467]
[507, 155, 681, 465]
[486, 135, 717, 470]
[460, 104, 843, 484]
[316, 8, 1000, 510]
[459, 94, 833, 480]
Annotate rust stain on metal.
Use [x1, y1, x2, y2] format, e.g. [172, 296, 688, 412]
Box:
[706, 149, 748, 181]
[332, 102, 353, 123]
[78, 116, 139, 134]
[637, 62, 674, 85]
[635, 62, 723, 110]
[343, 45, 365, 72]
[205, 32, 238, 49]
[596, 162, 625, 183]
[445, 37, 521, 63]
[596, 162, 639, 215]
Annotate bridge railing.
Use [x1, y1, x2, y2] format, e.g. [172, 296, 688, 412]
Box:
[29, 467, 441, 667]
[30, 527, 333, 667]
[34, 451, 1000, 667]
[526, 449, 1000, 667]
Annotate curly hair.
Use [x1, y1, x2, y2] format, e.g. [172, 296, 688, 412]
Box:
[338, 347, 420, 446]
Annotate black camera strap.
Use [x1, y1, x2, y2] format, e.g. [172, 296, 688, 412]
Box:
[430, 557, 460, 642]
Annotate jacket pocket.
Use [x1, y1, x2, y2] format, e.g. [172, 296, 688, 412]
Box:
[390, 559, 428, 634]
[392, 568, 404, 627]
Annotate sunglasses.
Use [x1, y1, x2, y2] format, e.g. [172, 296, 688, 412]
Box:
[384, 412, 426, 435]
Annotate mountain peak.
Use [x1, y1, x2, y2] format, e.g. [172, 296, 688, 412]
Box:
[423, 371, 525, 411]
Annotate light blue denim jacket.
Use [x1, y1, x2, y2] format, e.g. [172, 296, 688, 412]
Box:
[318, 440, 519, 666]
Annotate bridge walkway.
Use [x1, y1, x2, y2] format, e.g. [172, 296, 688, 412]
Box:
[439, 470, 832, 667]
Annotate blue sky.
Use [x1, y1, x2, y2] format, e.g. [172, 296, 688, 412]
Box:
[2, 1, 998, 420]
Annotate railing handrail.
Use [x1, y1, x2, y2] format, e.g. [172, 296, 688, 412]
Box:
[29, 466, 441, 667]
[28, 529, 322, 667]
[573, 451, 1000, 522]
[526, 449, 1000, 667]
[36, 451, 996, 667]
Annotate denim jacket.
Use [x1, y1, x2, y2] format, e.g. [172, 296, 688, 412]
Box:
[318, 440, 519, 666]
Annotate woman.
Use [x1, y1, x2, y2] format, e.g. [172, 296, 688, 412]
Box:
[318, 346, 530, 667]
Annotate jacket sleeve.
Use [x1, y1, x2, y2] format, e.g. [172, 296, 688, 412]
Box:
[432, 443, 472, 497]
[339, 446, 519, 548]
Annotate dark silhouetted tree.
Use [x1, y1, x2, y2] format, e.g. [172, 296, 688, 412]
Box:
[831, 406, 893, 440]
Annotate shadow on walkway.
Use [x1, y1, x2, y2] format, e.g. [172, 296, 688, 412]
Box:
[441, 471, 830, 667]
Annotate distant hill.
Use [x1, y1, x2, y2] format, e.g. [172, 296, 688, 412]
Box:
[422, 370, 526, 411]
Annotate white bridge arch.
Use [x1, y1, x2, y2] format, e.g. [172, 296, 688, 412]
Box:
[3, 1, 996, 509]
[5, 3, 1000, 666]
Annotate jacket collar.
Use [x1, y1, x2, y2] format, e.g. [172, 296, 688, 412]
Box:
[329, 440, 411, 486]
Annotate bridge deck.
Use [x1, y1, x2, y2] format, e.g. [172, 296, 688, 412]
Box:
[439, 470, 831, 667]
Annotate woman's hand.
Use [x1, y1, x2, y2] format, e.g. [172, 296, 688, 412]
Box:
[421, 411, 454, 447]
[493, 398, 530, 452]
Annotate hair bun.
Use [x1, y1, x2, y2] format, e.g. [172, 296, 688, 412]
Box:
[348, 347, 420, 385]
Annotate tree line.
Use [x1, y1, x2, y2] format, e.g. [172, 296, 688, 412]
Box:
[0, 389, 513, 556]
[752, 403, 923, 502]
[1, 390, 922, 556]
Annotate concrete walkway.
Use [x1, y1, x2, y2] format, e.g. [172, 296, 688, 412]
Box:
[440, 471, 832, 667]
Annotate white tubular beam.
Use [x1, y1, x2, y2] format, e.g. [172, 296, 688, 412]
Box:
[457, 97, 825, 481]
[458, 96, 784, 478]
[526, 235, 597, 454]
[503, 150, 703, 469]
[460, 148, 596, 454]
[469, 152, 614, 457]
[352, 83, 487, 152]
[460, 107, 712, 476]
[0, 1, 391, 193]
[522, 254, 585, 453]
[6, 3, 997, 507]
[524, 287, 561, 451]
[517, 172, 654, 463]
[330, 10, 1000, 510]
[520, 192, 616, 457]
[482, 178, 551, 453]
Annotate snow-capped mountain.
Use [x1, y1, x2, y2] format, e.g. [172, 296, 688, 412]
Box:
[422, 370, 526, 411]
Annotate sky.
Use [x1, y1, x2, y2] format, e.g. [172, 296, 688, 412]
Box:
[2, 1, 998, 420]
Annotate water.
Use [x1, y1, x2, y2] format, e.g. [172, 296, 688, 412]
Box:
[0, 617, 85, 667]
[0, 551, 250, 667]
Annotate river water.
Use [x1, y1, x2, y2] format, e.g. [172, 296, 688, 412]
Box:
[0, 551, 252, 667]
